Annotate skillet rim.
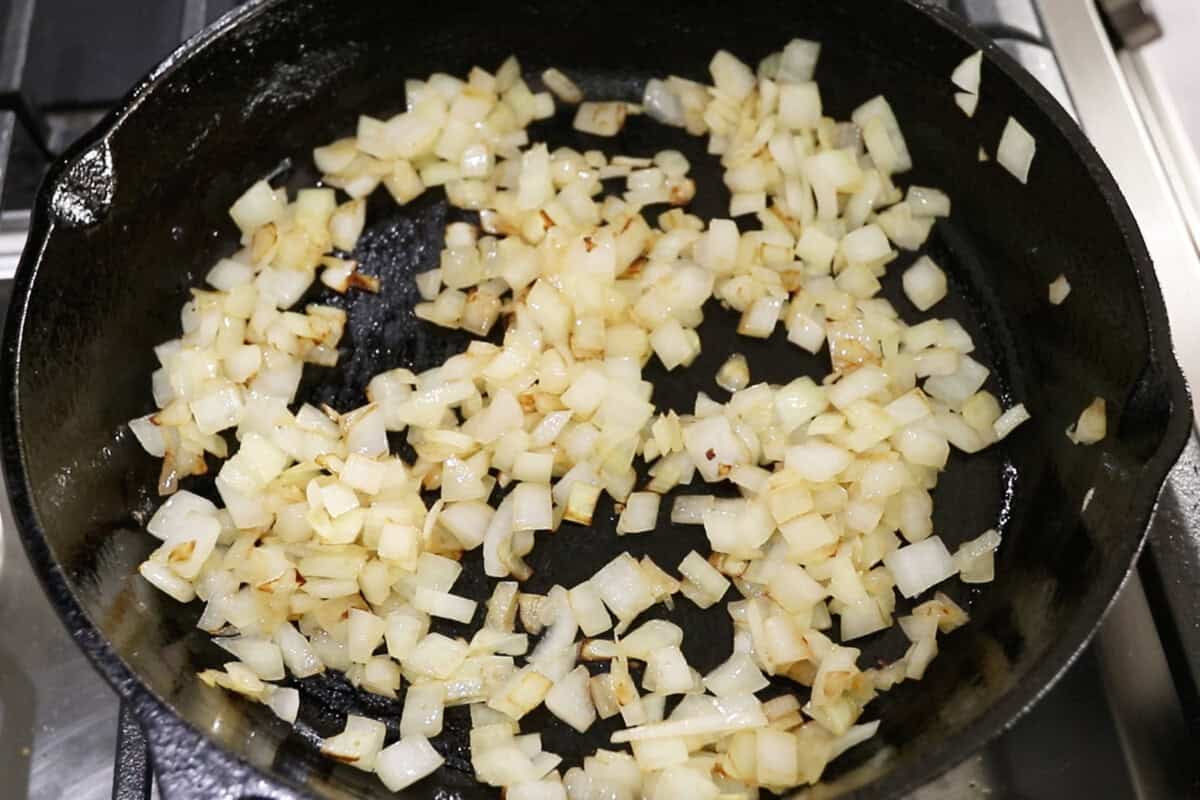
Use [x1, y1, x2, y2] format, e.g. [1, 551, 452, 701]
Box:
[0, 1, 1191, 797]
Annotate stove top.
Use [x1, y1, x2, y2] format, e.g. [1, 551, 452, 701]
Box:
[1, 1, 1198, 799]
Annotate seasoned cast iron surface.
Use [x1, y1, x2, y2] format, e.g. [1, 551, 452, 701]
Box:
[2, 1, 1188, 798]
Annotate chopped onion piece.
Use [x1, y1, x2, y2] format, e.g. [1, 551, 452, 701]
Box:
[645, 645, 694, 695]
[512, 483, 553, 531]
[375, 735, 444, 792]
[643, 79, 685, 127]
[678, 550, 730, 609]
[574, 102, 628, 137]
[716, 354, 751, 393]
[884, 536, 958, 598]
[592, 553, 657, 625]
[704, 652, 769, 697]
[229, 180, 284, 235]
[611, 694, 766, 743]
[954, 91, 978, 118]
[998, 117, 1036, 184]
[487, 667, 554, 720]
[129, 414, 166, 457]
[778, 39, 821, 83]
[954, 528, 1002, 583]
[414, 587, 478, 624]
[902, 256, 948, 312]
[951, 51, 982, 94]
[906, 186, 951, 218]
[400, 682, 446, 737]
[1067, 397, 1107, 445]
[993, 403, 1031, 440]
[265, 686, 299, 724]
[569, 581, 613, 636]
[617, 492, 660, 535]
[542, 68, 583, 104]
[1049, 275, 1071, 305]
[320, 714, 386, 772]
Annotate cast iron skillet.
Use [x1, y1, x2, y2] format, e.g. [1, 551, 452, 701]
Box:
[1, 1, 1191, 798]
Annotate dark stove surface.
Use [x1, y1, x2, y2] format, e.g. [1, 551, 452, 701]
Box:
[0, 2, 1196, 799]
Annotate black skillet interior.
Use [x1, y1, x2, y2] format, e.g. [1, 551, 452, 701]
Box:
[2, 1, 1190, 798]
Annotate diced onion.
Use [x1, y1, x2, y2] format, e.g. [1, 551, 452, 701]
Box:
[703, 652, 769, 697]
[902, 256, 948, 312]
[1049, 275, 1071, 305]
[997, 117, 1036, 184]
[320, 714, 387, 772]
[1067, 397, 1107, 445]
[993, 403, 1031, 440]
[954, 91, 978, 118]
[906, 186, 951, 218]
[715, 354, 751, 393]
[375, 735, 444, 792]
[400, 682, 446, 737]
[574, 102, 628, 137]
[883, 536, 957, 598]
[265, 686, 300, 723]
[951, 51, 982, 94]
[616, 492, 660, 535]
[954, 528, 1001, 583]
[643, 79, 685, 128]
[130, 39, 1028, 798]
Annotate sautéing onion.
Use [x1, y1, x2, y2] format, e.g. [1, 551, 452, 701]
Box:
[127, 38, 1045, 797]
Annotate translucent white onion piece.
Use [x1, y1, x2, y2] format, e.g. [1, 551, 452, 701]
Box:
[1067, 397, 1106, 445]
[703, 652, 769, 697]
[592, 553, 656, 624]
[400, 682, 446, 737]
[138, 560, 195, 602]
[375, 735, 444, 792]
[1048, 275, 1071, 305]
[542, 68, 583, 104]
[414, 587, 478, 624]
[998, 117, 1035, 184]
[618, 619, 684, 661]
[147, 490, 217, 540]
[616, 492, 660, 535]
[265, 686, 300, 724]
[884, 536, 958, 598]
[902, 255, 948, 312]
[611, 693, 766, 743]
[545, 665, 597, 733]
[129, 414, 166, 457]
[906, 186, 951, 218]
[275, 621, 324, 678]
[951, 51, 982, 94]
[573, 102, 628, 137]
[993, 403, 1031, 440]
[645, 645, 694, 695]
[777, 38, 821, 83]
[320, 714, 386, 772]
[715, 353, 751, 393]
[955, 528, 1002, 583]
[228, 180, 284, 235]
[709, 50, 756, 101]
[214, 636, 284, 681]
[954, 91, 979, 118]
[642, 79, 685, 127]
